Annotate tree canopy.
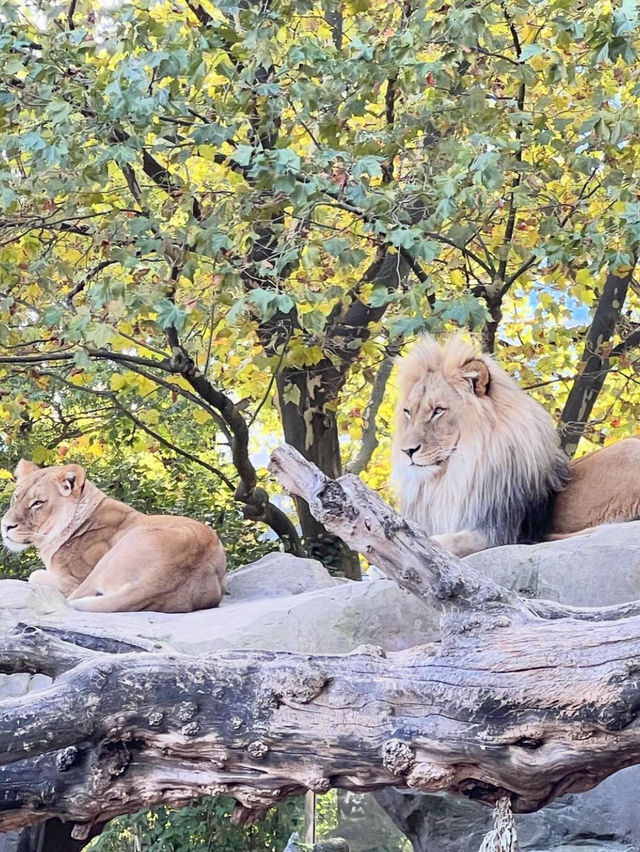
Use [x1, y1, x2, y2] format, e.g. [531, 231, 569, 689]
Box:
[2, 0, 640, 574]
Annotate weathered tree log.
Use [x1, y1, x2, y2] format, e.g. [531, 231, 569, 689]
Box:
[2, 445, 640, 838]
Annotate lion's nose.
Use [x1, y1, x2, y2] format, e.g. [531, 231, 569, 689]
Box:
[403, 445, 421, 461]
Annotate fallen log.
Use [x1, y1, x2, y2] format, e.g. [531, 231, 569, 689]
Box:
[1, 444, 640, 839]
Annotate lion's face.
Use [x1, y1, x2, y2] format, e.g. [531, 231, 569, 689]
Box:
[1, 460, 87, 553]
[394, 371, 467, 473]
[392, 340, 491, 478]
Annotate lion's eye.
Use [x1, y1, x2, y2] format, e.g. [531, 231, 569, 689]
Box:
[403, 408, 411, 420]
[431, 406, 446, 420]
[30, 500, 45, 510]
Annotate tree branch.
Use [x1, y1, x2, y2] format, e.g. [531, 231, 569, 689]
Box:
[559, 259, 637, 456]
[269, 444, 521, 614]
[38, 371, 236, 489]
[346, 344, 400, 475]
[164, 336, 306, 555]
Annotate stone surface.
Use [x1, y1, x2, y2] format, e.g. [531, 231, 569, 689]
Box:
[464, 521, 640, 607]
[225, 552, 341, 600]
[0, 566, 439, 657]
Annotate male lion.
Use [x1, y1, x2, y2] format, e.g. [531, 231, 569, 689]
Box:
[1, 459, 226, 612]
[392, 335, 640, 557]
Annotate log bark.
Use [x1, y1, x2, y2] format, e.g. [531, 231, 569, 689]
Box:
[2, 446, 640, 838]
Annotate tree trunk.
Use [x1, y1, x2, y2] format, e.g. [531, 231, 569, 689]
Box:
[277, 370, 361, 579]
[3, 446, 640, 838]
[559, 262, 636, 456]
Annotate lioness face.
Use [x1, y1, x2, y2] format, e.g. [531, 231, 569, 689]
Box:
[394, 372, 465, 475]
[1, 460, 86, 553]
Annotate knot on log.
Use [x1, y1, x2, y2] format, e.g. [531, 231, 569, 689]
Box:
[54, 745, 78, 772]
[247, 740, 269, 759]
[320, 481, 358, 521]
[148, 711, 164, 727]
[436, 573, 470, 602]
[176, 701, 198, 722]
[407, 761, 455, 791]
[263, 660, 328, 704]
[382, 739, 414, 776]
[304, 774, 331, 793]
[180, 722, 200, 737]
[91, 740, 131, 793]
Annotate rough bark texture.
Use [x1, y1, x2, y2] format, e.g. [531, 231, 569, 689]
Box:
[2, 446, 640, 839]
[559, 263, 636, 456]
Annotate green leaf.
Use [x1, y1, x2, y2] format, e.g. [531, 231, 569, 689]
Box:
[324, 237, 349, 257]
[73, 349, 93, 370]
[232, 145, 254, 167]
[226, 297, 246, 324]
[156, 299, 187, 332]
[282, 381, 301, 406]
[275, 294, 294, 313]
[247, 288, 277, 319]
[369, 286, 395, 307]
[519, 44, 543, 61]
[352, 156, 384, 179]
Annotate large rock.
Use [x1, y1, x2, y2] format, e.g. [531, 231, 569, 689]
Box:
[0, 552, 440, 659]
[225, 552, 342, 600]
[465, 521, 640, 606]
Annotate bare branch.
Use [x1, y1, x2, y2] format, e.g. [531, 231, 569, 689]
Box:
[346, 344, 400, 475]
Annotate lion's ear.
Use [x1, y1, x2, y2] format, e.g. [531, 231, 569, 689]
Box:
[55, 464, 87, 497]
[459, 359, 490, 397]
[14, 459, 40, 481]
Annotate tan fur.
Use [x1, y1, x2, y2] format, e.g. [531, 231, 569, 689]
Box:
[391, 335, 640, 557]
[552, 438, 640, 535]
[1, 460, 226, 612]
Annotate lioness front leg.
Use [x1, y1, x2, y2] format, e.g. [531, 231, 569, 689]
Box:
[431, 530, 490, 558]
[28, 569, 79, 597]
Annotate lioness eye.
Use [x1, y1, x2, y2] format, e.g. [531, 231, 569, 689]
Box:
[431, 406, 446, 420]
[403, 408, 411, 420]
[30, 499, 45, 509]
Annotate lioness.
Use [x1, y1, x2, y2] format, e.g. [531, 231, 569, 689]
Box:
[392, 335, 640, 557]
[1, 459, 226, 612]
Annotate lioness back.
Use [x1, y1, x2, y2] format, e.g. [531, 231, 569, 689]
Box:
[1, 459, 226, 613]
[552, 437, 640, 535]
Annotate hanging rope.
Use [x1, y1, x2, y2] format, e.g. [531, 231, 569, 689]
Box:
[478, 797, 519, 852]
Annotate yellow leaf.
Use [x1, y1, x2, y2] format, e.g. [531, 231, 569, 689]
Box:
[193, 408, 210, 425]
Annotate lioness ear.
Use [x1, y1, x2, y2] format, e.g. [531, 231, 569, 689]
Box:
[459, 359, 491, 397]
[14, 459, 40, 481]
[56, 464, 86, 497]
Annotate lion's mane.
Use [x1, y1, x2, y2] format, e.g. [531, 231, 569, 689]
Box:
[391, 336, 570, 547]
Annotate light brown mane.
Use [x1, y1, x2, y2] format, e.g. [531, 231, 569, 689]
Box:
[391, 335, 569, 555]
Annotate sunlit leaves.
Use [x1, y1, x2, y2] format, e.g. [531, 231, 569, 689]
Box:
[1, 0, 640, 499]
